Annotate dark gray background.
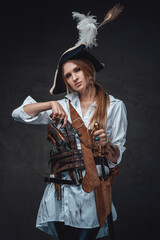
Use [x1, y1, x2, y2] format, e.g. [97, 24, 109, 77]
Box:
[0, 0, 160, 239]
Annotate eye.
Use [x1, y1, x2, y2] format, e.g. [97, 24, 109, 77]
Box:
[65, 73, 71, 79]
[75, 67, 81, 72]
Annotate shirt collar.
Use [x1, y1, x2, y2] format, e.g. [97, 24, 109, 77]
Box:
[64, 92, 80, 107]
[65, 92, 115, 106]
[109, 95, 116, 103]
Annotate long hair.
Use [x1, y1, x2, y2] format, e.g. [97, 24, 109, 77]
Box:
[62, 59, 109, 129]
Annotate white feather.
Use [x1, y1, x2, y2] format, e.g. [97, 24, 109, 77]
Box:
[72, 12, 99, 49]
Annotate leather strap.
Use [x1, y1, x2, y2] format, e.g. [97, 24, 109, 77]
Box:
[44, 177, 82, 185]
[44, 166, 118, 186]
[49, 149, 83, 162]
[49, 155, 109, 174]
[52, 159, 84, 174]
[69, 100, 101, 193]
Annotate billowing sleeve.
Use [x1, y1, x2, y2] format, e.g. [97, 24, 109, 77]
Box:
[107, 100, 128, 168]
[11, 95, 53, 125]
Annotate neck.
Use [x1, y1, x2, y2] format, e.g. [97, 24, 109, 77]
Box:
[79, 83, 96, 103]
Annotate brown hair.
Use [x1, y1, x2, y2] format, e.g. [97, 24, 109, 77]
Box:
[62, 59, 109, 129]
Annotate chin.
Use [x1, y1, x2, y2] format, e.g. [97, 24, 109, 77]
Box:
[75, 86, 84, 92]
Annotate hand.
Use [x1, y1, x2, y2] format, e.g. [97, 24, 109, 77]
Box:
[50, 101, 68, 128]
[93, 129, 107, 147]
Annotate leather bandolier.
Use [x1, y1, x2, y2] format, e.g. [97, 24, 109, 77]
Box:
[45, 120, 110, 188]
[45, 98, 120, 236]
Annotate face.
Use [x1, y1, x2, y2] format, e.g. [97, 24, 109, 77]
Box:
[62, 62, 90, 93]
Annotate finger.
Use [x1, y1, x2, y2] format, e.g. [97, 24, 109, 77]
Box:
[51, 110, 58, 119]
[100, 135, 107, 140]
[93, 133, 106, 142]
[99, 133, 107, 138]
[52, 114, 58, 120]
[93, 129, 105, 136]
[100, 138, 107, 144]
[59, 112, 65, 120]
[61, 114, 68, 128]
[52, 110, 62, 120]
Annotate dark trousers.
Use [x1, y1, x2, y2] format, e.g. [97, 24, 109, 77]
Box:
[54, 221, 100, 240]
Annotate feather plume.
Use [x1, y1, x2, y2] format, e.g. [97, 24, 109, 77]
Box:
[72, 12, 99, 49]
[97, 3, 124, 30]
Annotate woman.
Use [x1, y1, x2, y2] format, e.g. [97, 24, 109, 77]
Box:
[12, 54, 127, 240]
[12, 5, 127, 240]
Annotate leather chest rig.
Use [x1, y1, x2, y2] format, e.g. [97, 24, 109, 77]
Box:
[45, 119, 109, 200]
[47, 120, 84, 186]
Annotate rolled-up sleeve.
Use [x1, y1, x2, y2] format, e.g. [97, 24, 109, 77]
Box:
[107, 100, 128, 168]
[11, 96, 52, 125]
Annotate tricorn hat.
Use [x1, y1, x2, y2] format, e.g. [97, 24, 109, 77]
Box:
[49, 44, 104, 94]
[49, 3, 123, 95]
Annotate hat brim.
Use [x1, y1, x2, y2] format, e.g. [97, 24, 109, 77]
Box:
[51, 44, 104, 94]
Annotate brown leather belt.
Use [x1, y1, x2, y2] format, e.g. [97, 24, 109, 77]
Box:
[49, 149, 83, 162]
[50, 152, 84, 174]
[44, 174, 110, 185]
[45, 156, 110, 186]
[49, 155, 109, 174]
[44, 177, 82, 185]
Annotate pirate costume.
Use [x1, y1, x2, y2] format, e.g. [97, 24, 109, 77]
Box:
[12, 4, 127, 240]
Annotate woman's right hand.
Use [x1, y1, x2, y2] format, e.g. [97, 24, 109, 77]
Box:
[50, 101, 68, 128]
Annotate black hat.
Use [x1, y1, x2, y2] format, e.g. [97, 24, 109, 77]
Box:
[49, 4, 123, 95]
[49, 44, 104, 94]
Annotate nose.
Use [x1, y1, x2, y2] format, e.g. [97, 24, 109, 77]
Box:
[72, 73, 78, 82]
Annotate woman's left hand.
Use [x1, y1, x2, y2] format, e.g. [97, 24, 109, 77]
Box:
[93, 129, 107, 147]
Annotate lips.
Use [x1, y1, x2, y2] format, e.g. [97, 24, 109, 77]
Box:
[75, 82, 82, 87]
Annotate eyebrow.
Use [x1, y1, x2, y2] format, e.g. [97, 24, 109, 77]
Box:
[64, 65, 79, 76]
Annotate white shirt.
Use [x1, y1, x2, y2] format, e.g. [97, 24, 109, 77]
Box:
[11, 92, 128, 239]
